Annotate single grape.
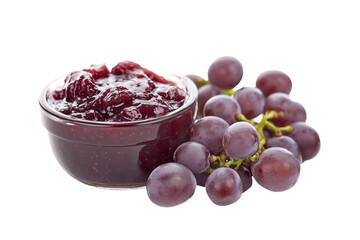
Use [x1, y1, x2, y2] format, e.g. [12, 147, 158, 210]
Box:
[265, 136, 302, 163]
[186, 74, 207, 89]
[197, 166, 252, 193]
[251, 147, 300, 192]
[205, 167, 243, 206]
[203, 95, 242, 124]
[195, 165, 252, 193]
[256, 70, 292, 97]
[222, 122, 260, 159]
[287, 122, 320, 161]
[190, 116, 229, 155]
[208, 56, 243, 90]
[265, 92, 306, 126]
[174, 142, 210, 174]
[146, 163, 196, 207]
[233, 87, 265, 119]
[236, 165, 252, 193]
[197, 85, 223, 119]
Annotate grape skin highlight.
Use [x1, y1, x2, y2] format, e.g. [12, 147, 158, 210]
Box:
[205, 167, 243, 206]
[174, 141, 210, 174]
[203, 95, 241, 124]
[256, 70, 292, 97]
[222, 122, 260, 159]
[251, 147, 300, 192]
[288, 122, 320, 161]
[208, 56, 243, 90]
[190, 116, 229, 155]
[265, 136, 303, 163]
[233, 87, 265, 119]
[146, 163, 196, 207]
[197, 85, 223, 119]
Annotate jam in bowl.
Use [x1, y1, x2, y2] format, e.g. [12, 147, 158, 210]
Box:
[39, 61, 198, 188]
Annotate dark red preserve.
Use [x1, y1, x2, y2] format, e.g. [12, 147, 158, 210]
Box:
[40, 61, 197, 188]
[48, 61, 187, 122]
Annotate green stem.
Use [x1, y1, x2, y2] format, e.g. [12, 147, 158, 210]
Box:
[258, 138, 266, 151]
[279, 125, 293, 134]
[265, 121, 282, 136]
[210, 155, 220, 163]
[265, 121, 293, 136]
[222, 89, 235, 96]
[232, 158, 244, 171]
[235, 113, 256, 126]
[204, 111, 292, 174]
[205, 167, 215, 174]
[193, 79, 235, 96]
[266, 110, 284, 120]
[225, 158, 234, 167]
[194, 77, 209, 86]
[255, 111, 271, 140]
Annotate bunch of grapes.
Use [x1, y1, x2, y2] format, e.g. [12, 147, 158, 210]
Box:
[146, 56, 321, 207]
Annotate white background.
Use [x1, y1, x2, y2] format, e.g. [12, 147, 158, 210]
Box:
[1, 0, 359, 239]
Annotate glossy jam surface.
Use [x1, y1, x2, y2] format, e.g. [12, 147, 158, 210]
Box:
[47, 61, 187, 122]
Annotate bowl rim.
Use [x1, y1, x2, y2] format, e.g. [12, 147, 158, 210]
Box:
[39, 74, 198, 127]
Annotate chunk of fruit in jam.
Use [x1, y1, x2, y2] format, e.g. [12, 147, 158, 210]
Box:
[64, 71, 97, 102]
[83, 64, 110, 80]
[111, 61, 169, 84]
[111, 61, 141, 75]
[156, 85, 186, 102]
[121, 103, 170, 121]
[48, 61, 187, 122]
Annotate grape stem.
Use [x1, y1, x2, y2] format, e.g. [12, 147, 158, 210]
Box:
[235, 113, 256, 126]
[222, 89, 235, 96]
[194, 77, 235, 96]
[205, 111, 293, 173]
[195, 78, 210, 86]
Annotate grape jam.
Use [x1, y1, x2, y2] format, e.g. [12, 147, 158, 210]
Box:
[40, 62, 197, 187]
[47, 61, 186, 122]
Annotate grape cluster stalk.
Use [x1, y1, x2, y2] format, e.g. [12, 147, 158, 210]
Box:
[206, 110, 292, 173]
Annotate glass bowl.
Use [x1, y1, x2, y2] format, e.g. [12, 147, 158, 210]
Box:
[39, 74, 198, 188]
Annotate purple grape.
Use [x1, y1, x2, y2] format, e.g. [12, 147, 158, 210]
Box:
[197, 85, 223, 119]
[256, 70, 292, 97]
[203, 95, 242, 124]
[265, 92, 306, 127]
[208, 56, 243, 90]
[251, 147, 300, 192]
[205, 167, 243, 206]
[236, 165, 252, 193]
[174, 142, 210, 174]
[287, 122, 320, 161]
[190, 116, 229, 155]
[195, 165, 252, 193]
[222, 122, 260, 159]
[146, 163, 196, 207]
[233, 87, 265, 119]
[265, 136, 302, 163]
